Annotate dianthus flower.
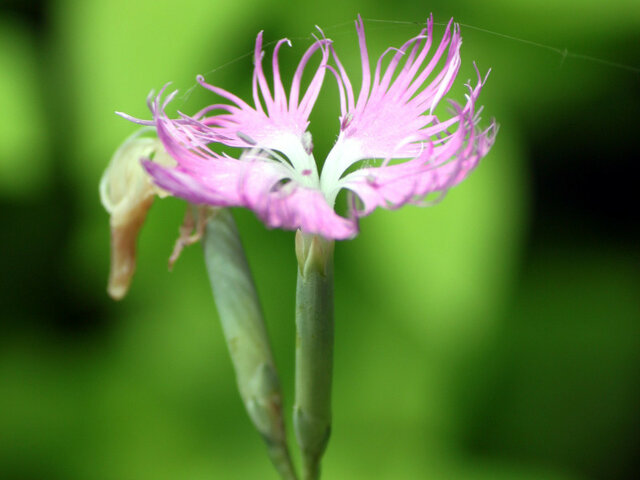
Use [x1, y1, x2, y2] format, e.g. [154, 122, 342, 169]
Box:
[110, 15, 499, 480]
[123, 15, 495, 240]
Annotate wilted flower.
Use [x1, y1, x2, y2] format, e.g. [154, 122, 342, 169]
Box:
[99, 128, 174, 299]
[126, 15, 496, 240]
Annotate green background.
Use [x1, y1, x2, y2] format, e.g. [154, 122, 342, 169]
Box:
[1, 0, 638, 478]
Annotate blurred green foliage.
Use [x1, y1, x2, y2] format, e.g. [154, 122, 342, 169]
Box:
[1, 0, 638, 479]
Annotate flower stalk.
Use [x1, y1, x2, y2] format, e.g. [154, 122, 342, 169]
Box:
[203, 209, 297, 480]
[294, 231, 335, 480]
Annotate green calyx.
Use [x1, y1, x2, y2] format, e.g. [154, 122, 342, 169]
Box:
[294, 230, 335, 480]
[295, 230, 334, 278]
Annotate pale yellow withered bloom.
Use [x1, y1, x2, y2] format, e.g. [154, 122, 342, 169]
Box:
[99, 128, 174, 300]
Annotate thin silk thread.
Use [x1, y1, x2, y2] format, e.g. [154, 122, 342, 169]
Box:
[175, 17, 639, 108]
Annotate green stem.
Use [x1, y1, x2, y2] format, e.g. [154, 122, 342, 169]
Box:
[293, 232, 334, 480]
[203, 209, 297, 480]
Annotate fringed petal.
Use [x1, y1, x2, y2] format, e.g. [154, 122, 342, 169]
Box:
[322, 16, 495, 214]
[141, 87, 358, 240]
[340, 71, 497, 216]
[143, 159, 358, 239]
[325, 15, 467, 180]
[193, 33, 331, 164]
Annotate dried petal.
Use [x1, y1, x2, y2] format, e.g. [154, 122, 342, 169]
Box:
[100, 128, 174, 299]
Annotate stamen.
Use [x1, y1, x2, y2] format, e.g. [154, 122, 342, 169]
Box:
[115, 111, 155, 126]
[237, 132, 258, 145]
[341, 113, 353, 130]
[302, 132, 314, 155]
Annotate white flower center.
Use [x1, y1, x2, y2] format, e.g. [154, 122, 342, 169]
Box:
[319, 134, 364, 206]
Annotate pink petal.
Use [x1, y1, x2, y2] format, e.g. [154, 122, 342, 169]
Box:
[329, 15, 464, 161]
[193, 33, 331, 159]
[143, 159, 357, 239]
[140, 85, 358, 240]
[341, 72, 497, 216]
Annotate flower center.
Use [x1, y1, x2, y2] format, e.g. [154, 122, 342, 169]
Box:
[319, 134, 364, 206]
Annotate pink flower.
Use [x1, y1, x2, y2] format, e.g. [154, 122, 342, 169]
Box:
[128, 15, 496, 240]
